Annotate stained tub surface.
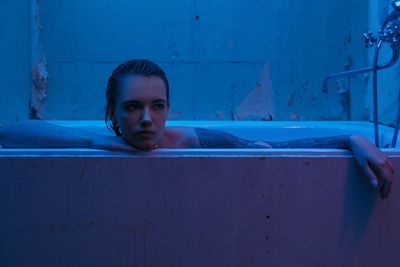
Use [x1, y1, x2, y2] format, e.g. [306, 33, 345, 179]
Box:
[0, 121, 399, 267]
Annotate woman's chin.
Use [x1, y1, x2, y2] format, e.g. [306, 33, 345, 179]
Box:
[123, 135, 157, 151]
[135, 142, 156, 151]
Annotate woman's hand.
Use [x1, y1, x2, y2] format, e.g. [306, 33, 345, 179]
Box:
[349, 135, 394, 199]
[89, 135, 138, 151]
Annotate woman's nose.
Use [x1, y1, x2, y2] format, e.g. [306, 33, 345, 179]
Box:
[140, 108, 152, 127]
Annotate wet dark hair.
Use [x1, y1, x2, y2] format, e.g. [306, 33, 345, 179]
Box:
[105, 59, 169, 136]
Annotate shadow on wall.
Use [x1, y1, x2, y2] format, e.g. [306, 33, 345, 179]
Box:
[340, 162, 377, 251]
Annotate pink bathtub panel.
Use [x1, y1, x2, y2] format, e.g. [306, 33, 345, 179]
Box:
[0, 156, 399, 267]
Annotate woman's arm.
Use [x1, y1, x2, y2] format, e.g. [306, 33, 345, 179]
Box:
[194, 128, 394, 199]
[0, 120, 136, 151]
[194, 128, 351, 149]
[267, 135, 351, 148]
[269, 134, 393, 198]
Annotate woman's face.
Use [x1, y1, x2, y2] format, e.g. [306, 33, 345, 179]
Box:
[112, 74, 169, 150]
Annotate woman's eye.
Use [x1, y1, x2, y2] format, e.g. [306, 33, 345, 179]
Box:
[153, 103, 165, 110]
[125, 104, 141, 111]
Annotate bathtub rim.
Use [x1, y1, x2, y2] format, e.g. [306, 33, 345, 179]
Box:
[1, 147, 399, 158]
[2, 120, 399, 156]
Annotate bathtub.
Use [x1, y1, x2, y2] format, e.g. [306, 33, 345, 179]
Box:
[0, 120, 399, 267]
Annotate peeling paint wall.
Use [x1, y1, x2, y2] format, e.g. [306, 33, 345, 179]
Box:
[30, 0, 49, 119]
[0, 0, 372, 123]
[367, 0, 400, 126]
[0, 0, 31, 126]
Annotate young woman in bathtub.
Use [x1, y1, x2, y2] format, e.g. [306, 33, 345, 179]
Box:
[0, 59, 394, 198]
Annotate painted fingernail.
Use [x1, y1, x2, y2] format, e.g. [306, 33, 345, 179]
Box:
[370, 179, 378, 187]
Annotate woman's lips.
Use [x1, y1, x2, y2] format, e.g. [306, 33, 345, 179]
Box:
[136, 130, 155, 138]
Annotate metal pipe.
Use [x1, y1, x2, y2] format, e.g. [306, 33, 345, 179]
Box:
[372, 40, 383, 147]
[322, 45, 399, 91]
[323, 4, 400, 148]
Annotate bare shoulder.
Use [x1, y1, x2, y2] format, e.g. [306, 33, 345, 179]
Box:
[163, 126, 201, 148]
